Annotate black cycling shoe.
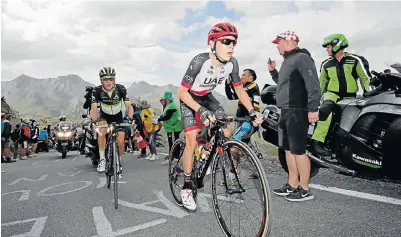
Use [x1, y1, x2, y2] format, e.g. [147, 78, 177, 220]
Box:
[272, 183, 297, 196]
[285, 186, 314, 202]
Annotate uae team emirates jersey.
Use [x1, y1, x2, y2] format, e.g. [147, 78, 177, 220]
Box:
[180, 53, 242, 96]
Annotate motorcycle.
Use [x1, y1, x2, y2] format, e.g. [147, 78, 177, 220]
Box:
[55, 121, 74, 158]
[260, 62, 401, 181]
[82, 116, 100, 166]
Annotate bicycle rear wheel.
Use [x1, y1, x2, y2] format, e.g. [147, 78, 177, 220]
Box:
[113, 141, 119, 209]
[211, 140, 271, 237]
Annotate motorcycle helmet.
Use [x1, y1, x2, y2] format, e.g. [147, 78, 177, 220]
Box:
[99, 67, 116, 80]
[322, 33, 349, 54]
[59, 115, 66, 121]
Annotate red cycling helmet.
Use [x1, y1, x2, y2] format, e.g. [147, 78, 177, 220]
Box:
[207, 22, 238, 44]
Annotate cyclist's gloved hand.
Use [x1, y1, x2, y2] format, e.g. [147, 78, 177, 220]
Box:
[198, 106, 215, 127]
[249, 109, 263, 127]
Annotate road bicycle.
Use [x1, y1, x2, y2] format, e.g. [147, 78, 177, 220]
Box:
[96, 122, 130, 209]
[168, 116, 271, 236]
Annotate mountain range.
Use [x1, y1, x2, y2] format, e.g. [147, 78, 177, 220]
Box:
[1, 74, 238, 120]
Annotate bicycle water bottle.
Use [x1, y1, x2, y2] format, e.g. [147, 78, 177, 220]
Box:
[233, 122, 252, 141]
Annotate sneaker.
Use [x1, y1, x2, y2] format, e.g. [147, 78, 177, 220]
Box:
[285, 186, 314, 202]
[145, 153, 152, 160]
[97, 160, 106, 172]
[137, 153, 146, 158]
[272, 183, 297, 197]
[149, 154, 157, 161]
[180, 189, 197, 211]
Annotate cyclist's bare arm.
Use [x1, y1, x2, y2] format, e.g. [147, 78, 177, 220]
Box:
[90, 104, 98, 122]
[122, 87, 134, 119]
[234, 86, 254, 112]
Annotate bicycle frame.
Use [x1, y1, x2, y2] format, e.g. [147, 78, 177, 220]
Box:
[195, 117, 255, 194]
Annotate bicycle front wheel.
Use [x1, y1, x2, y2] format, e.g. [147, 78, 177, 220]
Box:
[211, 140, 271, 237]
[113, 141, 119, 209]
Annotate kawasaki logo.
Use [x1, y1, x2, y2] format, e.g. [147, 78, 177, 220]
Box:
[352, 154, 382, 166]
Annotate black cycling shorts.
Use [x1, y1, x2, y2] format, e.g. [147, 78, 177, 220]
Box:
[278, 109, 309, 155]
[180, 92, 226, 133]
[99, 111, 125, 132]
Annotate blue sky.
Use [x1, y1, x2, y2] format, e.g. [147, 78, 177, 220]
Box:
[160, 1, 244, 53]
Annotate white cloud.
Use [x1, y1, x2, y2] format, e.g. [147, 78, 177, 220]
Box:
[1, 0, 401, 97]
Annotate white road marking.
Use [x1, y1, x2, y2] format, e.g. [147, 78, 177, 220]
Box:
[1, 216, 48, 237]
[37, 181, 92, 197]
[92, 206, 167, 237]
[71, 156, 78, 161]
[97, 177, 106, 189]
[118, 190, 188, 218]
[310, 183, 401, 206]
[158, 153, 169, 156]
[32, 161, 42, 166]
[9, 174, 48, 186]
[196, 193, 212, 212]
[57, 170, 83, 177]
[54, 159, 59, 162]
[1, 190, 31, 201]
[199, 192, 244, 204]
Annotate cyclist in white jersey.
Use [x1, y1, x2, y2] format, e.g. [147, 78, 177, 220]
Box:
[177, 22, 263, 211]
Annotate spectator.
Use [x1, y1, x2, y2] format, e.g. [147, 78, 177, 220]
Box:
[139, 100, 157, 160]
[148, 117, 163, 161]
[1, 114, 15, 163]
[131, 103, 142, 155]
[267, 31, 321, 202]
[11, 124, 21, 159]
[30, 121, 40, 155]
[37, 127, 49, 152]
[19, 118, 31, 160]
[158, 91, 183, 165]
[159, 98, 166, 110]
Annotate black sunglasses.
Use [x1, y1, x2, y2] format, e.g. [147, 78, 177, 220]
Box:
[216, 38, 237, 46]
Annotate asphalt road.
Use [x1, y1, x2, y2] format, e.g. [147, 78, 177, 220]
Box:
[2, 150, 401, 237]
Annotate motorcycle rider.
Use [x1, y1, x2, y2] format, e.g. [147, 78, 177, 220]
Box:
[311, 33, 371, 156]
[90, 67, 134, 172]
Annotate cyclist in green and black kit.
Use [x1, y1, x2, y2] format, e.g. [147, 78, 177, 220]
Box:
[311, 33, 371, 156]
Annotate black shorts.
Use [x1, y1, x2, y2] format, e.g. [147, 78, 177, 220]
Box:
[278, 109, 309, 155]
[180, 92, 226, 133]
[31, 138, 38, 144]
[99, 111, 125, 132]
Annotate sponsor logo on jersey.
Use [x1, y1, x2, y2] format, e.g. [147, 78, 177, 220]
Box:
[193, 55, 204, 63]
[201, 77, 225, 87]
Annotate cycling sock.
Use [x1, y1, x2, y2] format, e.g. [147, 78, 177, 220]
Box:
[182, 173, 192, 189]
[99, 148, 105, 161]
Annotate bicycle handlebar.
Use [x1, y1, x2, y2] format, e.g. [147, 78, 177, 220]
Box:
[196, 116, 257, 140]
[95, 123, 131, 128]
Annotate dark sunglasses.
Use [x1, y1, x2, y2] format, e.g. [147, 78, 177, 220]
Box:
[216, 38, 237, 46]
[101, 77, 115, 82]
